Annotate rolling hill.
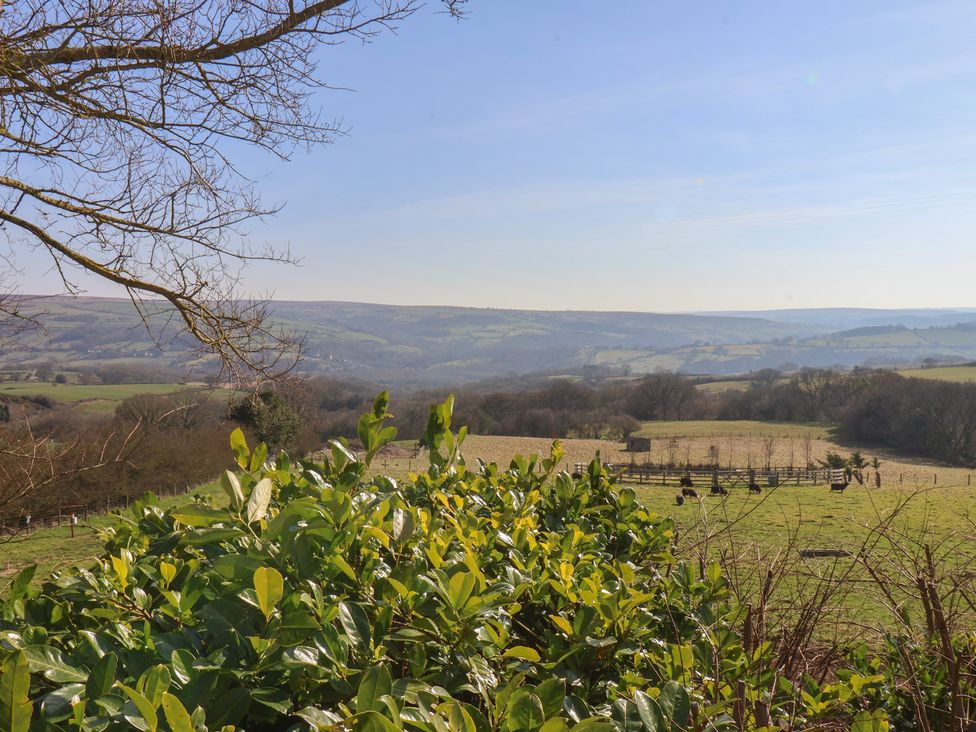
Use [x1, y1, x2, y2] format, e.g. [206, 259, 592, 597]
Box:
[6, 297, 976, 385]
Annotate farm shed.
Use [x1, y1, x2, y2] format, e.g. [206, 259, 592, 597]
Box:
[626, 436, 651, 452]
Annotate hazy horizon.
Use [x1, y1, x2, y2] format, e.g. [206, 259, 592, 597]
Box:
[15, 293, 976, 318]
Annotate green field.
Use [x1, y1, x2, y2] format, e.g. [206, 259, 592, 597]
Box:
[0, 381, 230, 414]
[633, 419, 832, 439]
[898, 365, 976, 382]
[0, 382, 204, 402]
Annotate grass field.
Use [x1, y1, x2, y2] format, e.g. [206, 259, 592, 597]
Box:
[0, 481, 221, 582]
[0, 382, 203, 402]
[898, 365, 976, 382]
[0, 382, 229, 414]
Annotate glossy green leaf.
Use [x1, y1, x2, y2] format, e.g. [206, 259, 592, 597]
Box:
[339, 601, 372, 655]
[357, 665, 393, 714]
[85, 652, 117, 700]
[139, 665, 171, 708]
[23, 646, 87, 683]
[507, 690, 545, 732]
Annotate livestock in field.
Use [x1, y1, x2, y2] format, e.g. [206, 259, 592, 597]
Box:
[681, 487, 699, 498]
[675, 494, 684, 506]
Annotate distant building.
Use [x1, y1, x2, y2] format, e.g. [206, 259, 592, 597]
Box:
[626, 436, 651, 452]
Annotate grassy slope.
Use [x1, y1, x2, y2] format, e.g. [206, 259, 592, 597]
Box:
[898, 365, 976, 382]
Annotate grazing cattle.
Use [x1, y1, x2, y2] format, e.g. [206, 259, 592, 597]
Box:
[748, 482, 762, 494]
[710, 485, 728, 496]
[681, 487, 698, 498]
[679, 475, 694, 488]
[674, 494, 685, 506]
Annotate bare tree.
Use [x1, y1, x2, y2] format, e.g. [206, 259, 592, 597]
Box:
[0, 0, 466, 380]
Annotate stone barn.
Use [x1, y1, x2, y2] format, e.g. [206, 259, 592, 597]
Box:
[626, 436, 651, 452]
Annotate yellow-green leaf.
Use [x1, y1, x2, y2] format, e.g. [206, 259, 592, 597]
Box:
[220, 470, 245, 510]
[0, 650, 32, 732]
[247, 478, 273, 524]
[503, 646, 541, 662]
[253, 566, 284, 621]
[161, 693, 194, 732]
[121, 685, 158, 732]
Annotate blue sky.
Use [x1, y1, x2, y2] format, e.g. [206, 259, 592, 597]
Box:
[28, 1, 976, 311]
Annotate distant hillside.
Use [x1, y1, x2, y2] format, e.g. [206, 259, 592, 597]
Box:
[6, 297, 976, 385]
[698, 307, 976, 330]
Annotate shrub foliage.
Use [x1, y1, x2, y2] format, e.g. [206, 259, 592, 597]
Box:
[0, 394, 889, 731]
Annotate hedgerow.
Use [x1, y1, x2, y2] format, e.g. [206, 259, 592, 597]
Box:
[0, 394, 889, 730]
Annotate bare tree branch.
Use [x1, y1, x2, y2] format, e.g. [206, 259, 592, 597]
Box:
[0, 0, 463, 381]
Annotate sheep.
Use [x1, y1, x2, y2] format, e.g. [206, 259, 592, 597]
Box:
[748, 482, 762, 494]
[674, 494, 685, 506]
[710, 485, 728, 496]
[678, 475, 694, 488]
[681, 487, 698, 498]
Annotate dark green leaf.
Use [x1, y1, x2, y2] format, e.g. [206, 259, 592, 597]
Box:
[357, 665, 393, 714]
[86, 652, 117, 700]
[339, 601, 372, 655]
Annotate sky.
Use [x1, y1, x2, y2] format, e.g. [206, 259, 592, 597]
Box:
[22, 1, 976, 311]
